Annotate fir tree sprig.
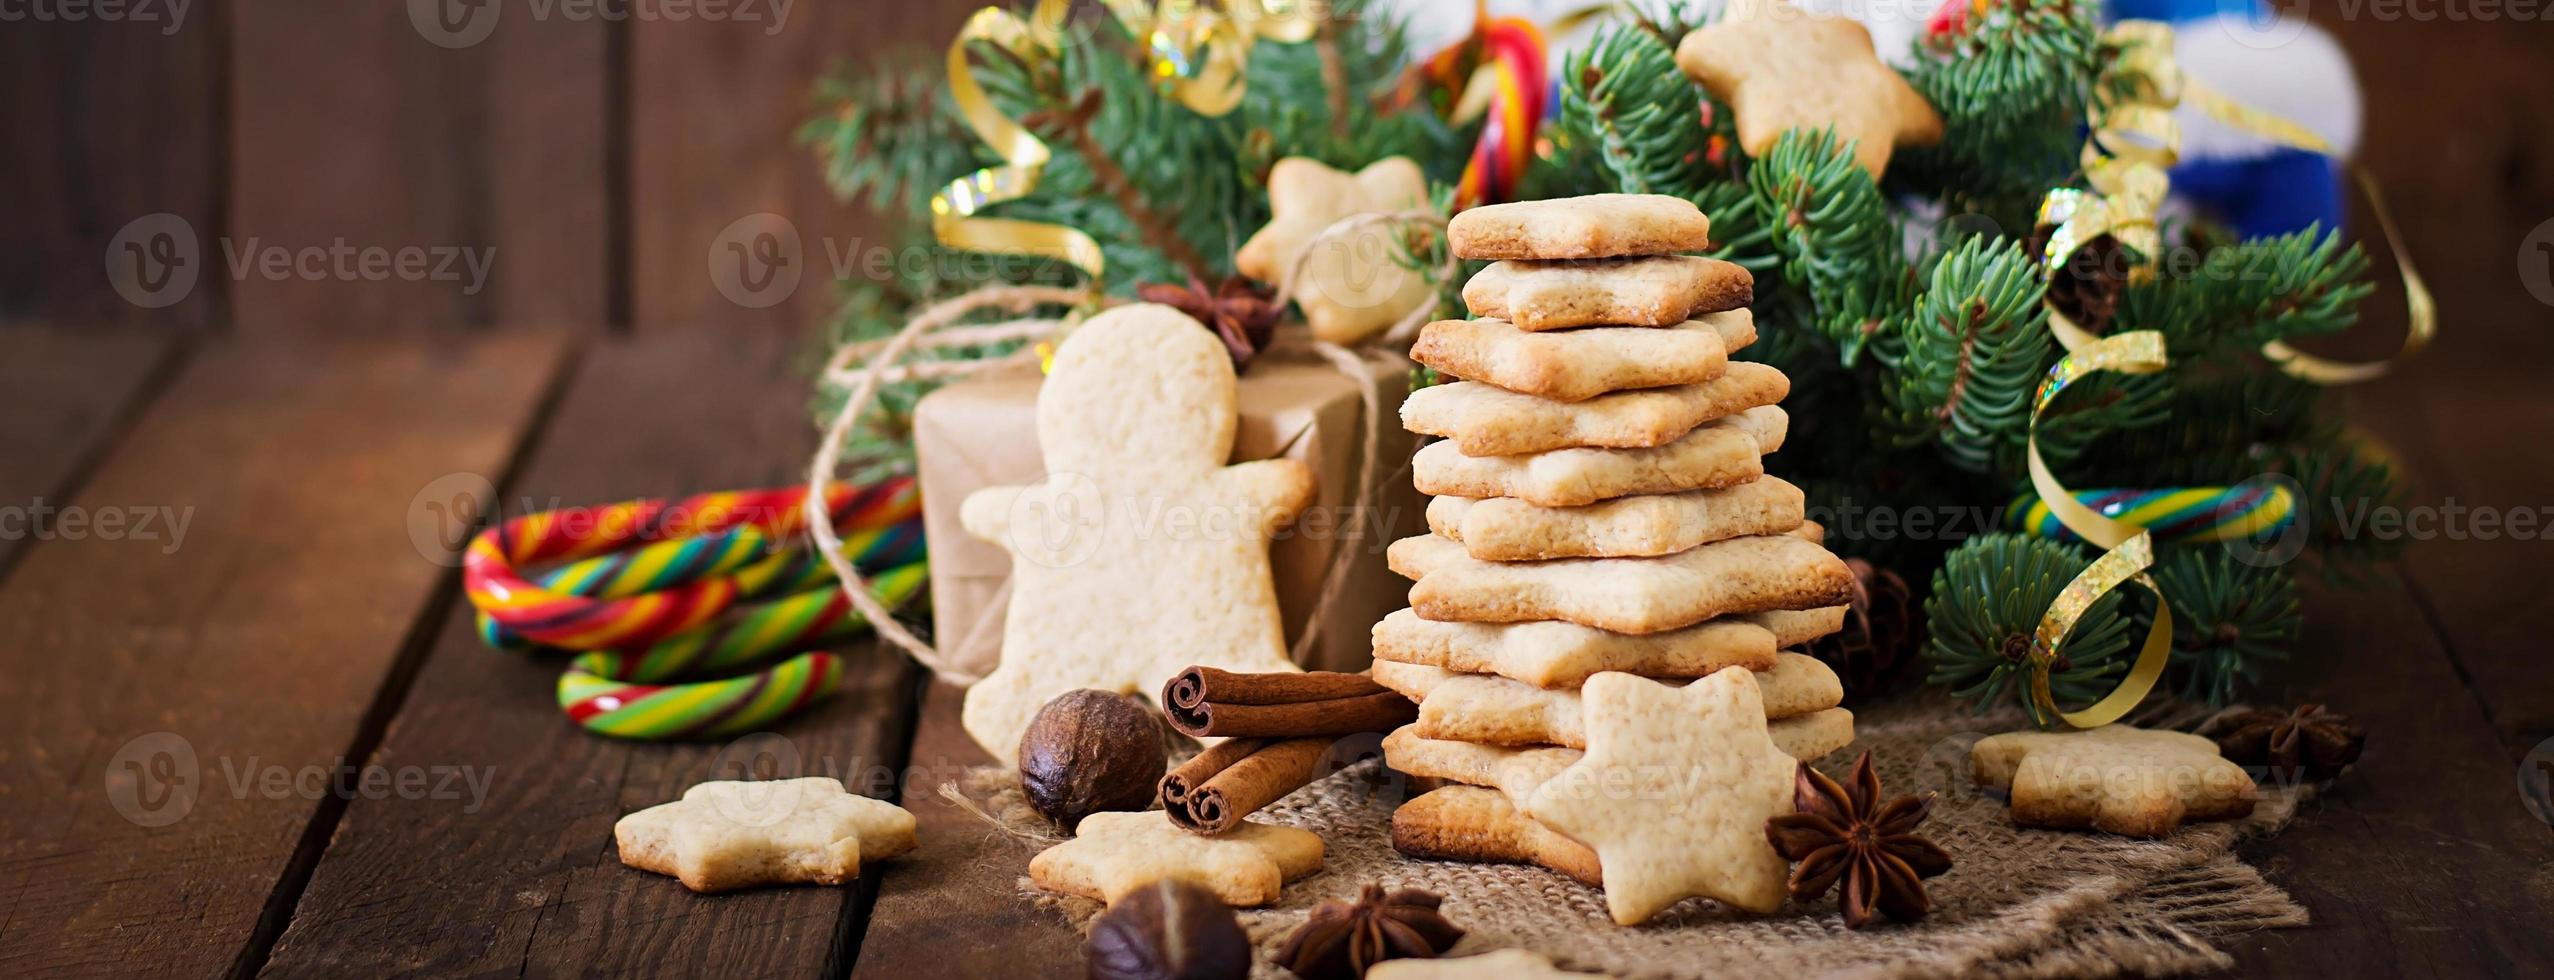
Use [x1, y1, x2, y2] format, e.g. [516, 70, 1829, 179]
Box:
[802, 55, 984, 222]
[1881, 236, 2049, 472]
[1559, 9, 1719, 201]
[1925, 533, 2134, 724]
[1749, 129, 1908, 365]
[2154, 546, 2300, 706]
[2113, 227, 2374, 363]
[1897, 0, 2099, 228]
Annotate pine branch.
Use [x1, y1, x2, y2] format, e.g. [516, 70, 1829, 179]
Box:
[1895, 0, 2098, 219]
[2154, 545, 2299, 706]
[1748, 129, 1907, 365]
[2281, 438, 2411, 578]
[1924, 533, 2134, 724]
[802, 53, 984, 221]
[1559, 9, 1722, 201]
[1881, 236, 2049, 473]
[1316, 9, 1351, 138]
[1029, 88, 1213, 284]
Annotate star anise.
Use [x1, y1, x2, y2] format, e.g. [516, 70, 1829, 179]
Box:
[1765, 750, 1952, 929]
[1137, 275, 1283, 372]
[1272, 882, 1465, 980]
[2200, 703, 2366, 781]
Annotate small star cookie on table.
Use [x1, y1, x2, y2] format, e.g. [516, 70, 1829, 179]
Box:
[1524, 668, 1798, 924]
[1368, 948, 1606, 979]
[1971, 724, 2258, 837]
[958, 304, 1315, 766]
[614, 777, 917, 893]
[1029, 810, 1325, 907]
[1676, 0, 1944, 177]
[1235, 156, 1440, 344]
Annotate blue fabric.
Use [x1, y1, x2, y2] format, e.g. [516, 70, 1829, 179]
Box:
[2107, 0, 2260, 22]
[2172, 150, 2345, 239]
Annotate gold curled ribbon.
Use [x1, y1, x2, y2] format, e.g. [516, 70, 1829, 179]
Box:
[939, 0, 1106, 284]
[2024, 331, 2176, 729]
[1100, 0, 1319, 117]
[935, 0, 1325, 284]
[2037, 21, 2432, 382]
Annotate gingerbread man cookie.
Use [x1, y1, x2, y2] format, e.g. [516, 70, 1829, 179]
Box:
[960, 304, 1315, 765]
[1971, 724, 2258, 837]
[1236, 156, 1440, 344]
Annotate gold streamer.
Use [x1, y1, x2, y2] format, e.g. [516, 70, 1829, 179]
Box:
[1101, 0, 1319, 117]
[934, 0, 1322, 285]
[2037, 21, 2433, 383]
[938, 0, 1106, 284]
[2023, 331, 2176, 729]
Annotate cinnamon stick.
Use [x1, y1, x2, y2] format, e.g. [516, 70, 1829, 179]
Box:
[1162, 736, 1338, 835]
[1160, 737, 1266, 809]
[1162, 667, 1417, 739]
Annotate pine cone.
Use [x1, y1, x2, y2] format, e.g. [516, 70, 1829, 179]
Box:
[2025, 227, 2128, 336]
[1807, 558, 1920, 700]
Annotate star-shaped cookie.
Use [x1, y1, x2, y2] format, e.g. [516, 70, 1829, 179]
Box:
[1971, 725, 2258, 837]
[1369, 948, 1605, 979]
[1235, 156, 1439, 344]
[960, 304, 1315, 765]
[1029, 810, 1326, 907]
[1525, 669, 1798, 924]
[614, 777, 917, 893]
[1677, 0, 1944, 177]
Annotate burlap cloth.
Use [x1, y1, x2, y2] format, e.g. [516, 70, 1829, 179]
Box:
[952, 696, 2311, 978]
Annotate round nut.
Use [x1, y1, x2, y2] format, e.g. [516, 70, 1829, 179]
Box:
[1087, 878, 1250, 980]
[1019, 689, 1168, 828]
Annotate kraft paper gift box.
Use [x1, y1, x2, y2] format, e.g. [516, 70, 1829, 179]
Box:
[912, 344, 1427, 680]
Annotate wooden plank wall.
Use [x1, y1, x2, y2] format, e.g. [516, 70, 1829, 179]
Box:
[1, 0, 976, 337]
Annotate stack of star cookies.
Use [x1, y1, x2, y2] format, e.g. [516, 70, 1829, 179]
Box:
[1377, 193, 1857, 893]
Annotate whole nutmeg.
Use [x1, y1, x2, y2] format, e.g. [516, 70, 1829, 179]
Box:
[1087, 878, 1251, 980]
[1020, 689, 1170, 828]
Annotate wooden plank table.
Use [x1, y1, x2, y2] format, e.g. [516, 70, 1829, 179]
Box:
[2, 321, 2547, 980]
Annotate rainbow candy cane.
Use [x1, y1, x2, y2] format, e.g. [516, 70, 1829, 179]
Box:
[1422, 1, 1552, 208]
[2008, 484, 2296, 545]
[474, 489, 922, 649]
[463, 480, 925, 739]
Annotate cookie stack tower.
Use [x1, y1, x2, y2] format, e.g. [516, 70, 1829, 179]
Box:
[1374, 193, 1859, 888]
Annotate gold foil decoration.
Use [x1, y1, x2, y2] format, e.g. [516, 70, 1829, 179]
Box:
[2023, 331, 2175, 729]
[939, 0, 1107, 284]
[934, 1, 1322, 286]
[2036, 21, 2433, 381]
[1101, 0, 1319, 118]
